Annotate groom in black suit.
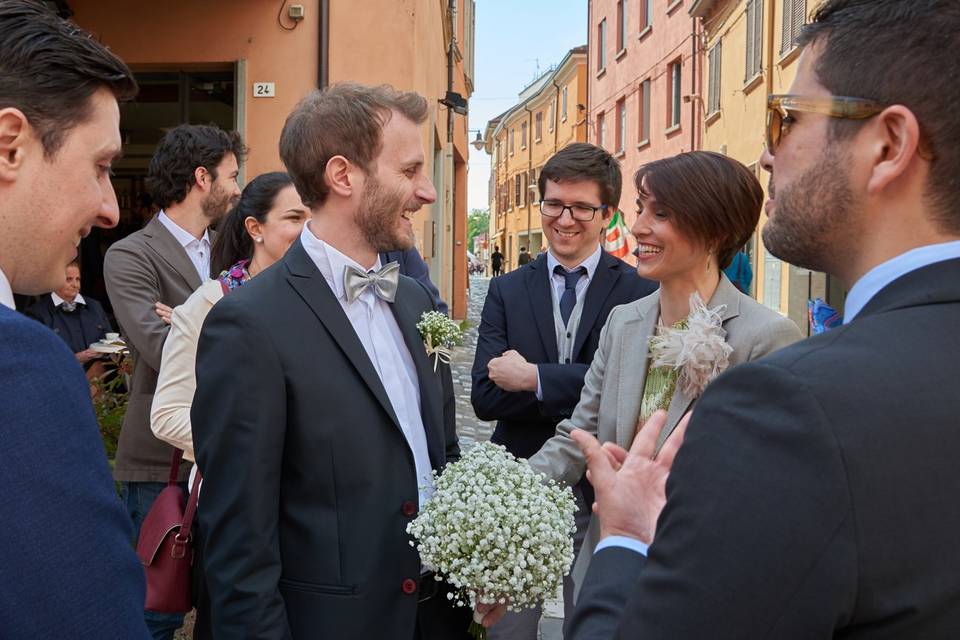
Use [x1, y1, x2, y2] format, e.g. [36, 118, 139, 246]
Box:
[553, 1, 960, 638]
[191, 83, 469, 639]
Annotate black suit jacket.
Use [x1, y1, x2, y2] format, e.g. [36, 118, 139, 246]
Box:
[191, 240, 462, 639]
[25, 294, 113, 354]
[570, 258, 960, 639]
[471, 251, 656, 460]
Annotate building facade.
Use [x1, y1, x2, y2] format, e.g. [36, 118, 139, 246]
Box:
[692, 0, 832, 332]
[66, 0, 475, 318]
[483, 46, 588, 271]
[588, 0, 702, 228]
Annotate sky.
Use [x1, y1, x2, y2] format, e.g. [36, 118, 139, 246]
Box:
[467, 0, 588, 212]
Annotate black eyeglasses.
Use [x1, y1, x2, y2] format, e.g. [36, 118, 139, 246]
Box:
[539, 200, 607, 222]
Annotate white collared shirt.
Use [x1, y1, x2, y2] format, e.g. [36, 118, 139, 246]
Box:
[51, 292, 86, 308]
[299, 223, 435, 506]
[157, 210, 211, 282]
[546, 245, 603, 302]
[535, 245, 603, 400]
[844, 240, 960, 323]
[0, 266, 14, 309]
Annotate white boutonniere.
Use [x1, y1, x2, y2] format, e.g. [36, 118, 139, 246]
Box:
[416, 311, 466, 371]
[648, 292, 733, 398]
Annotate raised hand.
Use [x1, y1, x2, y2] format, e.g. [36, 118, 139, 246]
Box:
[572, 409, 691, 544]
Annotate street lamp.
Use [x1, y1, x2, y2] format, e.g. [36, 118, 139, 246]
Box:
[470, 130, 486, 151]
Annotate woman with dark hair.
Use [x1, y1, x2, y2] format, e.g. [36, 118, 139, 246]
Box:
[151, 171, 306, 463]
[529, 151, 802, 582]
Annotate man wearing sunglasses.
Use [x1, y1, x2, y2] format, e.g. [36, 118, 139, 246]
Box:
[561, 1, 960, 638]
[471, 142, 655, 638]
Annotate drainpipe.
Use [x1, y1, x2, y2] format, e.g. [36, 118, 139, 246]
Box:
[447, 0, 456, 144]
[551, 77, 562, 154]
[318, 0, 329, 88]
[523, 104, 534, 254]
[690, 16, 698, 150]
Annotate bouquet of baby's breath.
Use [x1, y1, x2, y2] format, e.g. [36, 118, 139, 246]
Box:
[408, 442, 577, 639]
[416, 311, 466, 370]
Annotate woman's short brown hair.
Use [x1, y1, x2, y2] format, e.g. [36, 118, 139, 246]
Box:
[635, 151, 763, 269]
[279, 82, 428, 208]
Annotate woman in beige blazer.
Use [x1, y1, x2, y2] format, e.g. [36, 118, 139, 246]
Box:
[150, 172, 307, 466]
[529, 151, 802, 585]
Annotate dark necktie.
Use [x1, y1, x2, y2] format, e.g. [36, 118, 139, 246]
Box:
[555, 265, 586, 326]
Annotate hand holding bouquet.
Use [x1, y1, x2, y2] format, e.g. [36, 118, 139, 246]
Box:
[407, 442, 577, 638]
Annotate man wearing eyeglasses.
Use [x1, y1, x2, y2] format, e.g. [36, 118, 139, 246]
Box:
[555, 1, 960, 638]
[471, 142, 656, 639]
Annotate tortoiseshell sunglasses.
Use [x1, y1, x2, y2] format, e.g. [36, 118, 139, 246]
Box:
[766, 94, 886, 154]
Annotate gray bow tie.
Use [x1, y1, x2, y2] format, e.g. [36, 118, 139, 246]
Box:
[343, 261, 400, 304]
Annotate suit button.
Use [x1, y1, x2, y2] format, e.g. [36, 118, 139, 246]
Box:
[402, 501, 417, 518]
[402, 578, 417, 595]
[565, 358, 570, 363]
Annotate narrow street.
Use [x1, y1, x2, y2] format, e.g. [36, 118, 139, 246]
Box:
[452, 276, 564, 640]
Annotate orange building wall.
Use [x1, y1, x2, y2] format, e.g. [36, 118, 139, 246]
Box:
[71, 0, 320, 180]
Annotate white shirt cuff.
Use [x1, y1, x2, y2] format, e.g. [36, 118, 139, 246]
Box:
[535, 366, 543, 401]
[595, 535, 649, 557]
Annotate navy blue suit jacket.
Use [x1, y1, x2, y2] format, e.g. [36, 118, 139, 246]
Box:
[25, 294, 113, 354]
[381, 247, 448, 316]
[0, 304, 148, 638]
[471, 251, 656, 460]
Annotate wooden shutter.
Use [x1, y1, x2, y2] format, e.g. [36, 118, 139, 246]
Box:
[753, 0, 763, 74]
[781, 0, 793, 54]
[792, 0, 806, 47]
[745, 0, 755, 81]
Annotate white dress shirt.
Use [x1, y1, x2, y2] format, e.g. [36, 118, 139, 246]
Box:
[300, 223, 435, 506]
[0, 267, 14, 309]
[51, 292, 86, 307]
[535, 245, 603, 400]
[157, 210, 211, 282]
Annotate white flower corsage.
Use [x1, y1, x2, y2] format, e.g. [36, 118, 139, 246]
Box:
[648, 292, 733, 398]
[416, 311, 465, 370]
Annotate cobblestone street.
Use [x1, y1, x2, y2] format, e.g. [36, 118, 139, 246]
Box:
[452, 276, 564, 640]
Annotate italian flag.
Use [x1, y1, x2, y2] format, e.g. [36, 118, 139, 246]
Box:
[604, 209, 630, 258]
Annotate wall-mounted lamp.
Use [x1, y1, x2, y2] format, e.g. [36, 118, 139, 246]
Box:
[469, 130, 486, 151]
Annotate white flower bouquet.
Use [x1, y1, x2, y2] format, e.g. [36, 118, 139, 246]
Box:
[416, 310, 466, 370]
[407, 442, 577, 639]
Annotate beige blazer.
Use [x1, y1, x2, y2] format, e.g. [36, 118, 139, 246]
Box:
[150, 279, 225, 462]
[528, 274, 802, 588]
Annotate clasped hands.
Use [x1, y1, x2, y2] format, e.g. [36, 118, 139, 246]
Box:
[487, 349, 538, 392]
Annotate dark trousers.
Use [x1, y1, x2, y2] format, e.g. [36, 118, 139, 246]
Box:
[414, 579, 473, 639]
[121, 481, 187, 640]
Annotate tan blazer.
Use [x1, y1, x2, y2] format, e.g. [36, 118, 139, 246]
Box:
[528, 274, 802, 588]
[151, 279, 225, 462]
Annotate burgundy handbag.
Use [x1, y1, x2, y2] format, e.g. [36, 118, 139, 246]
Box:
[136, 448, 202, 613]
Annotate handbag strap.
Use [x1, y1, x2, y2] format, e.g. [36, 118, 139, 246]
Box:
[167, 447, 184, 485]
[175, 469, 203, 546]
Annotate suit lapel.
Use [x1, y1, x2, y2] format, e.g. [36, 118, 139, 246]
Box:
[142, 215, 203, 289]
[284, 241, 402, 431]
[572, 251, 619, 359]
[655, 276, 743, 451]
[525, 255, 560, 363]
[388, 282, 446, 470]
[615, 293, 659, 448]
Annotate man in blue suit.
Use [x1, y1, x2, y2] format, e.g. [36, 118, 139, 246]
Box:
[471, 143, 656, 638]
[0, 3, 149, 637]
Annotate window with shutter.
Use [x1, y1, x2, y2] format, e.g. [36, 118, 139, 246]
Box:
[640, 79, 651, 143]
[745, 0, 763, 81]
[708, 41, 722, 114]
[781, 0, 806, 54]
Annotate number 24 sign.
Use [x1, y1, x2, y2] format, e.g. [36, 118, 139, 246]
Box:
[253, 82, 276, 98]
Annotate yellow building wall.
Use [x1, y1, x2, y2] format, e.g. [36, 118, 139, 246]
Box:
[697, 0, 817, 332]
[488, 56, 587, 272]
